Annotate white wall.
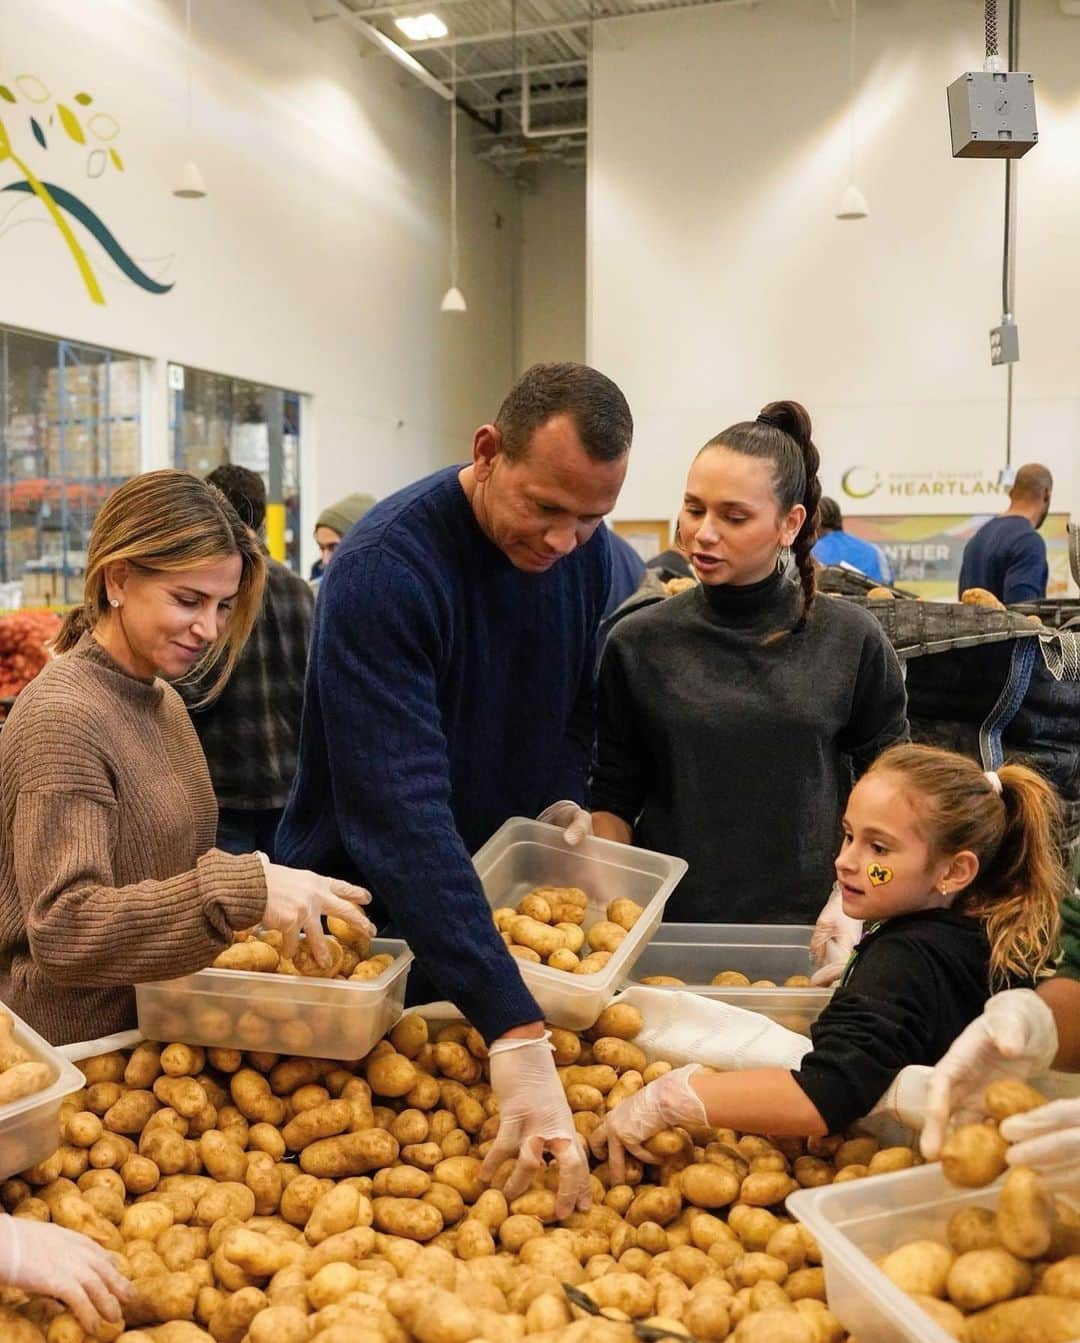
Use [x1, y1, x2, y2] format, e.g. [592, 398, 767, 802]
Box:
[589, 0, 1080, 544]
[517, 165, 587, 371]
[1, 0, 518, 569]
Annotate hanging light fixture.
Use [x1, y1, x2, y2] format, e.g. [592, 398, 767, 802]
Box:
[835, 0, 868, 220]
[173, 0, 207, 198]
[440, 59, 466, 313]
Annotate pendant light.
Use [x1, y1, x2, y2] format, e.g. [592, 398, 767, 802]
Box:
[835, 0, 868, 220]
[173, 0, 207, 198]
[440, 60, 466, 312]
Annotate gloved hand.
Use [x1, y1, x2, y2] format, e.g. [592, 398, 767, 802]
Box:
[590, 1063, 707, 1184]
[0, 1214, 132, 1333]
[921, 989, 1059, 1160]
[1001, 1100, 1080, 1173]
[537, 800, 593, 847]
[479, 1032, 591, 1218]
[809, 885, 862, 988]
[256, 854, 375, 966]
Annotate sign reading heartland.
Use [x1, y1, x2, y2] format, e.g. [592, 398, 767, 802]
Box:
[841, 467, 1009, 503]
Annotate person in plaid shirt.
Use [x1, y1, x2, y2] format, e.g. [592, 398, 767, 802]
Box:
[184, 465, 314, 857]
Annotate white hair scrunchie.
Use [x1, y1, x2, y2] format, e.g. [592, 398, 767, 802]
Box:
[985, 770, 1003, 796]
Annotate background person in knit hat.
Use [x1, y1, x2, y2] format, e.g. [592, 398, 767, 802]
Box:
[311, 491, 377, 582]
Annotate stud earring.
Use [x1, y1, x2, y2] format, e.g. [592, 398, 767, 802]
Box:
[109, 598, 120, 608]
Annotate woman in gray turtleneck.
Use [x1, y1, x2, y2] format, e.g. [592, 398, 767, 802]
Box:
[590, 400, 908, 925]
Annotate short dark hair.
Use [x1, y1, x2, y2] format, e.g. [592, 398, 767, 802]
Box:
[1011, 463, 1053, 501]
[206, 464, 267, 533]
[818, 497, 843, 532]
[494, 362, 633, 464]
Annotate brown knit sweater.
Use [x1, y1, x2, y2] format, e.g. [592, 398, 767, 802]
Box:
[0, 634, 267, 1044]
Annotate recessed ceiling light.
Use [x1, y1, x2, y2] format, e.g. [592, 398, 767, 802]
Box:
[395, 13, 448, 40]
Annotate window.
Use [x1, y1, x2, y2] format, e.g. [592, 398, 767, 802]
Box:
[0, 325, 143, 608]
[169, 366, 302, 573]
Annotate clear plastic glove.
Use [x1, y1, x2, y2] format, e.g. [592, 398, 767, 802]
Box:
[537, 800, 593, 847]
[590, 1063, 707, 1184]
[0, 1214, 131, 1333]
[256, 854, 375, 965]
[809, 885, 862, 987]
[921, 989, 1059, 1161]
[1001, 1100, 1080, 1173]
[480, 1032, 591, 1218]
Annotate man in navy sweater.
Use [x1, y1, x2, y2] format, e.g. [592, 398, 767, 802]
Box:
[278, 364, 632, 1216]
[958, 463, 1053, 604]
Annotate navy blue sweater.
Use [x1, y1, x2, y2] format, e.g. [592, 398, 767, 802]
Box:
[958, 514, 1048, 604]
[277, 466, 611, 1040]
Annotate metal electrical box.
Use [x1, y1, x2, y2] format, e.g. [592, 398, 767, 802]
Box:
[947, 71, 1038, 158]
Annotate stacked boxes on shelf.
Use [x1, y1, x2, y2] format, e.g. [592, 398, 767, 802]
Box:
[42, 361, 142, 480]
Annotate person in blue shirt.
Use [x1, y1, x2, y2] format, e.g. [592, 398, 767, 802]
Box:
[812, 497, 892, 584]
[958, 463, 1053, 604]
[277, 362, 632, 1219]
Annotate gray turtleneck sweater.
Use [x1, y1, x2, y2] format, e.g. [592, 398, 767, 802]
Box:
[0, 634, 266, 1044]
[591, 572, 908, 924]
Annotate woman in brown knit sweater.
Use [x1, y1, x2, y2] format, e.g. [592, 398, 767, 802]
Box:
[0, 470, 373, 1049]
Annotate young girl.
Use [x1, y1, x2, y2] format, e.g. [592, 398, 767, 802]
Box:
[591, 744, 1065, 1173]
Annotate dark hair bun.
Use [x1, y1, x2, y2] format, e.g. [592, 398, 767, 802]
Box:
[759, 400, 812, 449]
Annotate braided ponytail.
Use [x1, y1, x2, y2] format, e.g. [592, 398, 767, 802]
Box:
[758, 400, 821, 633]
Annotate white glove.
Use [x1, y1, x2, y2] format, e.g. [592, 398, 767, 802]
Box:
[537, 800, 593, 848]
[858, 1066, 933, 1146]
[0, 1214, 131, 1333]
[590, 1063, 707, 1184]
[810, 885, 861, 987]
[480, 1032, 591, 1218]
[257, 854, 375, 965]
[1001, 1100, 1080, 1173]
[921, 989, 1059, 1160]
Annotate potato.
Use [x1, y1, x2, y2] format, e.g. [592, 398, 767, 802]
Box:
[246, 1305, 310, 1343]
[711, 971, 751, 988]
[548, 949, 581, 972]
[0, 1061, 53, 1105]
[680, 1164, 741, 1210]
[509, 945, 541, 963]
[195, 1181, 256, 1226]
[592, 1039, 647, 1075]
[509, 915, 567, 958]
[123, 1269, 200, 1326]
[389, 1014, 429, 1059]
[557, 923, 587, 953]
[739, 1173, 797, 1207]
[207, 1286, 267, 1343]
[299, 1128, 399, 1178]
[517, 892, 554, 923]
[641, 976, 686, 987]
[607, 898, 645, 931]
[627, 1187, 682, 1228]
[948, 1206, 1001, 1254]
[213, 941, 280, 972]
[732, 1310, 814, 1343]
[793, 1157, 832, 1190]
[947, 1247, 1033, 1310]
[997, 1165, 1054, 1260]
[281, 1099, 352, 1152]
[964, 1294, 1080, 1343]
[1041, 1257, 1080, 1300]
[587, 922, 627, 954]
[584, 1273, 657, 1318]
[593, 1004, 645, 1041]
[304, 1181, 365, 1245]
[911, 1295, 967, 1339]
[868, 1146, 916, 1175]
[229, 1071, 287, 1127]
[985, 1080, 1047, 1123]
[365, 1052, 417, 1099]
[941, 1123, 1009, 1188]
[576, 952, 614, 975]
[373, 1196, 444, 1241]
[879, 1240, 955, 1297]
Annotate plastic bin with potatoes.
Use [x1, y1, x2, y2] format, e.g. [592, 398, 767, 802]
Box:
[492, 887, 647, 975]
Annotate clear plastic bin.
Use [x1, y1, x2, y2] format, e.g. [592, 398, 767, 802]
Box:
[627, 926, 831, 1036]
[135, 938, 413, 1061]
[0, 1006, 85, 1180]
[472, 819, 687, 1030]
[652, 922, 815, 946]
[788, 1163, 1080, 1343]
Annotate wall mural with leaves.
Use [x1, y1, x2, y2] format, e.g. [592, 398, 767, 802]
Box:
[0, 74, 174, 305]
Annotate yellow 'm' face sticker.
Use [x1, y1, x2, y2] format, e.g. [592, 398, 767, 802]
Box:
[867, 863, 893, 887]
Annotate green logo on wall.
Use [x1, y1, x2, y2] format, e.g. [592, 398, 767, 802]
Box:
[0, 74, 173, 305]
[841, 466, 882, 499]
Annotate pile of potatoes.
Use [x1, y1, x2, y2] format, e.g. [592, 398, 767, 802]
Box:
[879, 1079, 1080, 1343]
[493, 891, 644, 976]
[0, 999, 924, 1343]
[138, 927, 403, 1060]
[637, 973, 813, 990]
[0, 1007, 55, 1109]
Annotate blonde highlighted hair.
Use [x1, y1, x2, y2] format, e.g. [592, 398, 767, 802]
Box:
[54, 469, 266, 704]
[868, 743, 1065, 988]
